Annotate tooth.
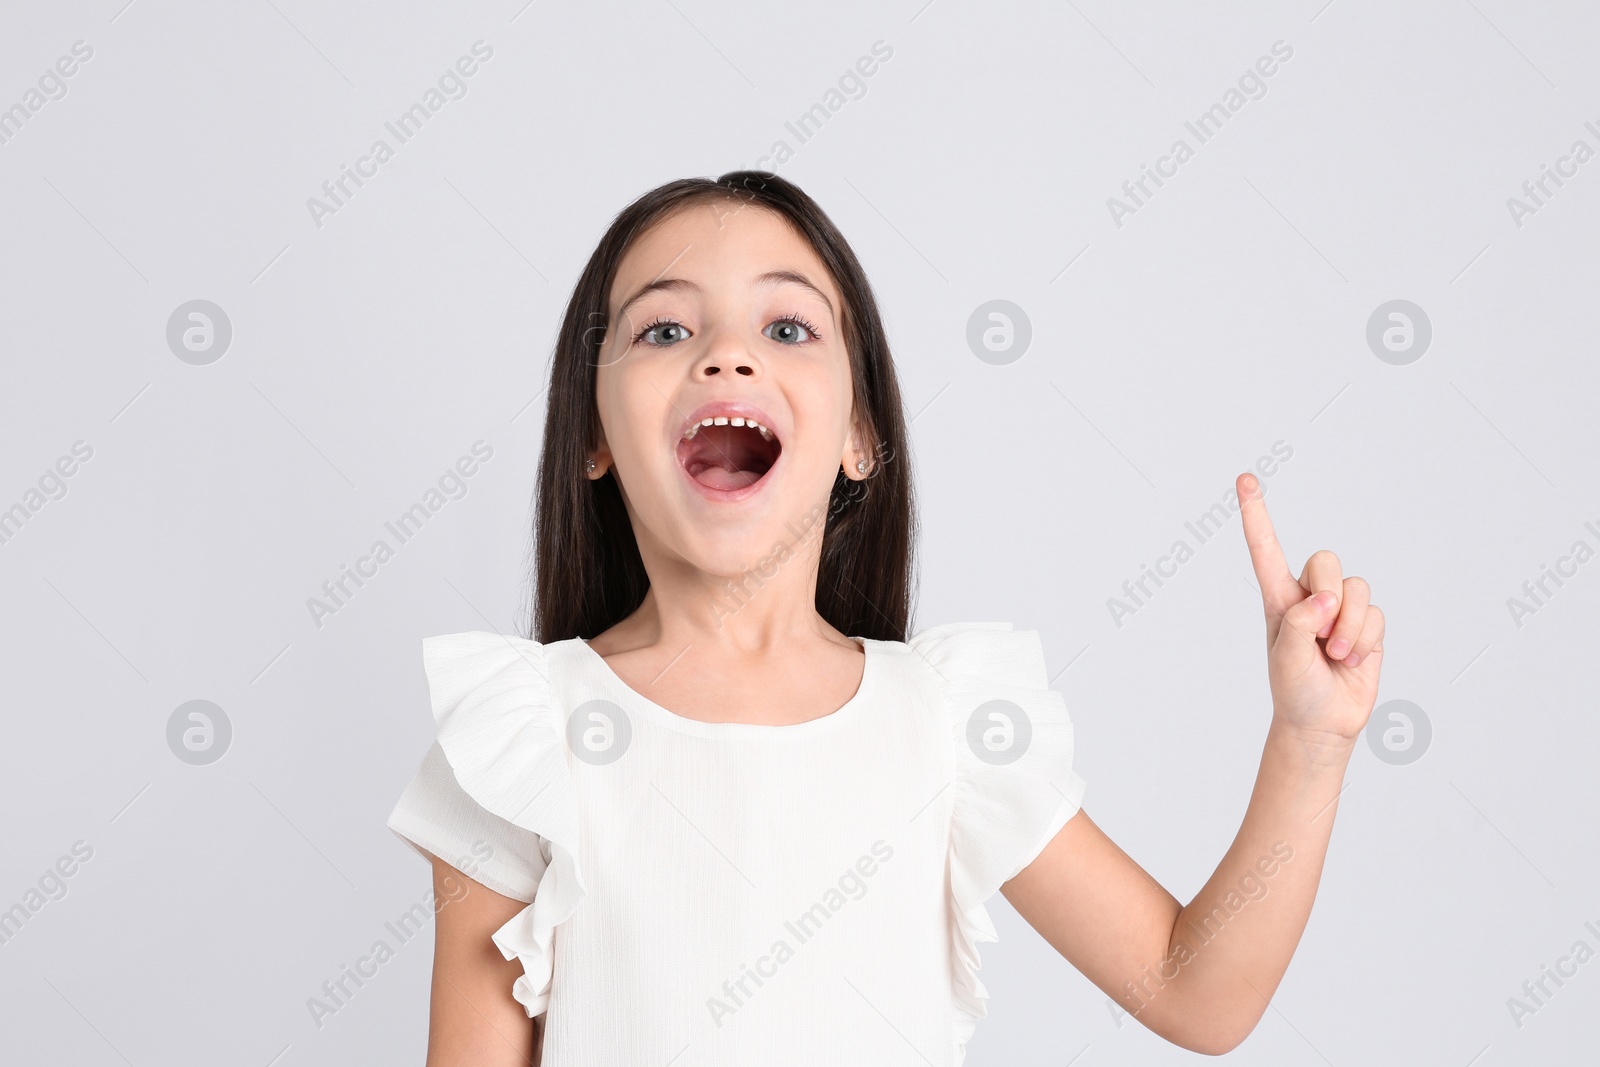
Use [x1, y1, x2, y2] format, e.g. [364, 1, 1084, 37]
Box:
[730, 417, 745, 426]
[683, 425, 698, 439]
[713, 417, 729, 425]
[701, 417, 714, 426]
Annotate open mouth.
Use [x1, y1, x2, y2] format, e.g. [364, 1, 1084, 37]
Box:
[676, 414, 782, 493]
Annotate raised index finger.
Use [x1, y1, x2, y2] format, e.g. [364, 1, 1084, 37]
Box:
[1237, 472, 1299, 609]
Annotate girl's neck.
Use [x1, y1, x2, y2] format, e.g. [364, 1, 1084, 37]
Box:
[589, 549, 847, 659]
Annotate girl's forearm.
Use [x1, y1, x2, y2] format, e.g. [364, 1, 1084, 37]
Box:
[1151, 720, 1354, 1052]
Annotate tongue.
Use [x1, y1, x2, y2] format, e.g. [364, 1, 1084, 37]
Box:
[692, 465, 762, 490]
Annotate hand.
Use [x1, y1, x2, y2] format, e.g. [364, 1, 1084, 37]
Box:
[1238, 473, 1385, 748]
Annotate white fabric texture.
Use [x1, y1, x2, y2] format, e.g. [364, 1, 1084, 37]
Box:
[386, 621, 1088, 1066]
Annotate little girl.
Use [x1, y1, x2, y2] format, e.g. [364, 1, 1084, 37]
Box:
[387, 171, 1384, 1065]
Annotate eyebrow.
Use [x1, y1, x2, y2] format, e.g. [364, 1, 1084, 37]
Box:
[757, 270, 836, 320]
[615, 269, 836, 323]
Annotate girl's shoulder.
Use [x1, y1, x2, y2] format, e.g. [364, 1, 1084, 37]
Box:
[894, 620, 1057, 686]
[408, 630, 580, 857]
[883, 621, 1077, 757]
[389, 631, 581, 1016]
[871, 620, 1066, 716]
[878, 621, 1087, 829]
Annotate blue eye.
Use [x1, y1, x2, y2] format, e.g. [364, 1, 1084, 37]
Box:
[765, 315, 822, 345]
[632, 318, 690, 346]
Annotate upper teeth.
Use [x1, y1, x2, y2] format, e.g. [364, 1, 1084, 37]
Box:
[684, 416, 774, 440]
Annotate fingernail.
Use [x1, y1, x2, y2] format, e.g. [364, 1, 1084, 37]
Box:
[1314, 591, 1337, 611]
[1344, 652, 1361, 667]
[1326, 638, 1350, 658]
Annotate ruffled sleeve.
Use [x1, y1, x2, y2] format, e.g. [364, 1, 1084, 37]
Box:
[386, 740, 549, 901]
[384, 631, 585, 1017]
[908, 621, 1088, 1055]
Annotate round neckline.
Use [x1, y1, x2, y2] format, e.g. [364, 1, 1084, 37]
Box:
[568, 636, 876, 739]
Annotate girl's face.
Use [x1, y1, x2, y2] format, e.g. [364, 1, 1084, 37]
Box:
[591, 201, 866, 580]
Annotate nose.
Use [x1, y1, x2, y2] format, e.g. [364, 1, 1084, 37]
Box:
[691, 329, 761, 379]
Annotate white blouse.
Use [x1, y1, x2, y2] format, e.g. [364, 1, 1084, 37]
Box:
[387, 621, 1087, 1066]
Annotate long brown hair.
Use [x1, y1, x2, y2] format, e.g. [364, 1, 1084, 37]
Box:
[529, 171, 916, 644]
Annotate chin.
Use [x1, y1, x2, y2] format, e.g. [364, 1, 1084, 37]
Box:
[675, 517, 802, 579]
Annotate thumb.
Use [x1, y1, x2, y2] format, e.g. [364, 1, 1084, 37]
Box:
[1274, 590, 1338, 667]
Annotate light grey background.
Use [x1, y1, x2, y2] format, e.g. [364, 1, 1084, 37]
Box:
[2, 1, 1596, 1063]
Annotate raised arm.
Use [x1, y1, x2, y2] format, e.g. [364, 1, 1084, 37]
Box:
[426, 853, 542, 1066]
[1002, 472, 1384, 1054]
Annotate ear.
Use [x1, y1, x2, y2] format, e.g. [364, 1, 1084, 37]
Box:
[840, 423, 873, 481]
[587, 433, 614, 480]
